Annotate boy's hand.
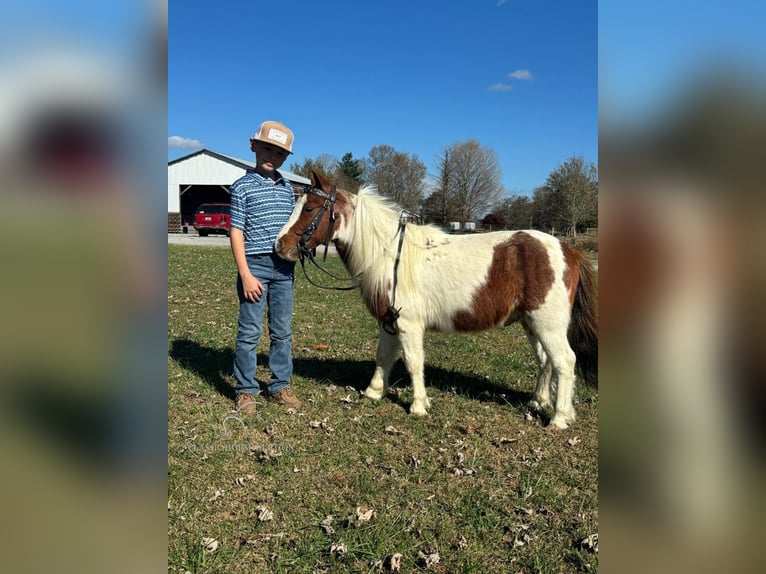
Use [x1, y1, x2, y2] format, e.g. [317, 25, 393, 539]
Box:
[241, 273, 264, 302]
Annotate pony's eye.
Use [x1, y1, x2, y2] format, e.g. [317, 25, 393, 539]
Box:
[304, 207, 316, 213]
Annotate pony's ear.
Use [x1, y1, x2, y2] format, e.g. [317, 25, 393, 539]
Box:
[310, 169, 331, 192]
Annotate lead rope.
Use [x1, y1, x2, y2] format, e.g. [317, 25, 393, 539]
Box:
[382, 211, 420, 335]
[297, 247, 358, 291]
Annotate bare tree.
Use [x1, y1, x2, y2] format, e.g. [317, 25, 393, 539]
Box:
[289, 153, 337, 182]
[363, 145, 427, 212]
[434, 140, 505, 223]
[542, 156, 598, 236]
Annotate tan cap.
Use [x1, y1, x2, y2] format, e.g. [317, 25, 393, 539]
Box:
[252, 120, 294, 154]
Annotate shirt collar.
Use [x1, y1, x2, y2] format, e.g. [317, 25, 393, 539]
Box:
[249, 168, 287, 185]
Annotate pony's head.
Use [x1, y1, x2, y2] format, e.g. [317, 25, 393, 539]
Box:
[275, 169, 351, 261]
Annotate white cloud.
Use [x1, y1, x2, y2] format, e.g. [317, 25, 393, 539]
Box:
[508, 69, 533, 80]
[497, 0, 508, 6]
[168, 135, 203, 149]
[488, 83, 514, 92]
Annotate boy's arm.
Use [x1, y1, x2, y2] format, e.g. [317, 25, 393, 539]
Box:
[230, 228, 263, 302]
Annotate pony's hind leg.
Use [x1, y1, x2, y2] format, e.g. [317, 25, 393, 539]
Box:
[527, 314, 577, 429]
[364, 326, 401, 401]
[523, 322, 554, 412]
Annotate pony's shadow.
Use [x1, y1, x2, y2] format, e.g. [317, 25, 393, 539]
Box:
[170, 339, 531, 410]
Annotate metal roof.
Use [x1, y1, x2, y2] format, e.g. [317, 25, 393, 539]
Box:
[169, 148, 311, 185]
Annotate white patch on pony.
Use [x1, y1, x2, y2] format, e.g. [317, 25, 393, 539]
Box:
[277, 193, 307, 238]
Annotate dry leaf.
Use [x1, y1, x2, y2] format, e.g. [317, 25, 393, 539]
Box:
[330, 542, 347, 557]
[340, 394, 355, 403]
[388, 552, 403, 572]
[355, 506, 375, 526]
[320, 515, 335, 535]
[314, 343, 329, 350]
[418, 550, 440, 568]
[201, 537, 219, 553]
[581, 533, 598, 553]
[209, 489, 224, 501]
[384, 425, 403, 435]
[255, 505, 274, 522]
[309, 418, 333, 433]
[235, 474, 255, 486]
[346, 506, 375, 528]
[452, 535, 468, 550]
[567, 436, 582, 447]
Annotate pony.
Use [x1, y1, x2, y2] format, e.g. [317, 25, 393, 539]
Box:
[275, 170, 597, 429]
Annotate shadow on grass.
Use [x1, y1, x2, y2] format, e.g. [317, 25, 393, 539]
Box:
[170, 338, 531, 410]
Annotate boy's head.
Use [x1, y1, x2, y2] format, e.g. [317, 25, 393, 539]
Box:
[250, 120, 293, 154]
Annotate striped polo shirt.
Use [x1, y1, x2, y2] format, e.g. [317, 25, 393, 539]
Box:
[229, 169, 295, 255]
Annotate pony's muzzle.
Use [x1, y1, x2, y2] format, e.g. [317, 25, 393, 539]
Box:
[274, 239, 299, 261]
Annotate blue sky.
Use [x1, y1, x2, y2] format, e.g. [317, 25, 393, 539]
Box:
[168, 0, 597, 196]
[599, 0, 766, 123]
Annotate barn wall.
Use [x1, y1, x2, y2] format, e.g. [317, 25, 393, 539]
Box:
[168, 153, 245, 211]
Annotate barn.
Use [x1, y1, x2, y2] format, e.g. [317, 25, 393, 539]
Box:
[167, 149, 311, 232]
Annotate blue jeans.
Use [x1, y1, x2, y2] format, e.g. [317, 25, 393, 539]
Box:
[233, 253, 295, 397]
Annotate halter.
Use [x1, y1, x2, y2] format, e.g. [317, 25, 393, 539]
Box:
[296, 185, 357, 291]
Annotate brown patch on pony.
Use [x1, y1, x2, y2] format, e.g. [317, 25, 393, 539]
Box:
[560, 241, 581, 306]
[336, 236, 392, 323]
[452, 232, 555, 331]
[360, 279, 392, 322]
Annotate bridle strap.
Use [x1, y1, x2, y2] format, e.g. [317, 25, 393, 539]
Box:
[381, 210, 421, 336]
[296, 184, 358, 291]
[299, 185, 336, 253]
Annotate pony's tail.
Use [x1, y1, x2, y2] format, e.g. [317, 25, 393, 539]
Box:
[568, 252, 598, 387]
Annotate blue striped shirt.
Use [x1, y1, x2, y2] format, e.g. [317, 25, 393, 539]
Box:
[229, 170, 295, 255]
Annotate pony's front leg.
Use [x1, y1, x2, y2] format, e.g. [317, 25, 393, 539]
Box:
[364, 326, 401, 401]
[398, 325, 430, 415]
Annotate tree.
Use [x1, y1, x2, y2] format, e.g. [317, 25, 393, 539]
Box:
[531, 185, 558, 233]
[541, 156, 598, 236]
[434, 140, 505, 223]
[480, 212, 507, 230]
[336, 152, 364, 191]
[289, 153, 337, 182]
[363, 144, 427, 212]
[496, 194, 535, 229]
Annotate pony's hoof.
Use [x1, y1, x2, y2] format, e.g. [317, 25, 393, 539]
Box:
[528, 399, 550, 412]
[364, 387, 384, 401]
[409, 402, 428, 416]
[548, 414, 575, 430]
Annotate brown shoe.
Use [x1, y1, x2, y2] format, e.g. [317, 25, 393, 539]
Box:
[235, 393, 258, 415]
[268, 388, 301, 408]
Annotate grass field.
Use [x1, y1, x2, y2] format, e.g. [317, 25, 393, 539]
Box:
[168, 245, 598, 573]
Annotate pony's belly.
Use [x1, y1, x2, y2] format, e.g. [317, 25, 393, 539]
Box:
[451, 303, 517, 332]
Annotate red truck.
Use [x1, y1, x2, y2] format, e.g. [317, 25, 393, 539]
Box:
[193, 203, 230, 237]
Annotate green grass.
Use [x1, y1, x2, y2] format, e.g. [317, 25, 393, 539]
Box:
[168, 245, 598, 573]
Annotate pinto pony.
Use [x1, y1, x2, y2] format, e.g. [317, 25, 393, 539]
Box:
[275, 171, 597, 428]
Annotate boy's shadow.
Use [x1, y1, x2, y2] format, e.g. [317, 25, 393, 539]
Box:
[169, 339, 530, 410]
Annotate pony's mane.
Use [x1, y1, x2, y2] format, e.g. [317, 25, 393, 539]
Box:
[344, 186, 446, 300]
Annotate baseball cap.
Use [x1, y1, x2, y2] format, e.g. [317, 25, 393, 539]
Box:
[252, 120, 294, 154]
